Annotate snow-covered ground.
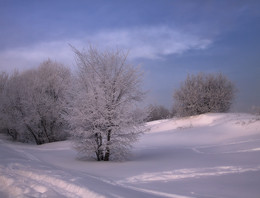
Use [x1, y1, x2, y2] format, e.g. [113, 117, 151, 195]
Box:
[1, 113, 260, 198]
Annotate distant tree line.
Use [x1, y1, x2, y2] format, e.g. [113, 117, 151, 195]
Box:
[251, 106, 260, 115]
[147, 104, 171, 121]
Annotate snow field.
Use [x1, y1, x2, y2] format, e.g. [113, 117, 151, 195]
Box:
[0, 113, 260, 198]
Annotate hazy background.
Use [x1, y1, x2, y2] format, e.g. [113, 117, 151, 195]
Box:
[0, 0, 260, 112]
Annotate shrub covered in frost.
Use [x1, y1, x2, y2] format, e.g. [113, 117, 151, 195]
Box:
[173, 73, 235, 117]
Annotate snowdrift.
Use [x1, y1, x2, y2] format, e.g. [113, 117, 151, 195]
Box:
[145, 113, 260, 146]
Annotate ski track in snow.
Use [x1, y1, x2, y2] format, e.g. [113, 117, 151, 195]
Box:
[0, 144, 192, 198]
[0, 164, 105, 198]
[0, 163, 194, 198]
[117, 185, 192, 198]
[0, 138, 105, 198]
[192, 138, 260, 154]
[119, 165, 260, 184]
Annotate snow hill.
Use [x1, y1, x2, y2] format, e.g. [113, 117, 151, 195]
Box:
[1, 113, 260, 198]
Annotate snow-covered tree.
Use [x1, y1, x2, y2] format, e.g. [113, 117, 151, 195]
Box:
[23, 60, 71, 143]
[173, 73, 235, 117]
[66, 46, 146, 161]
[0, 60, 71, 144]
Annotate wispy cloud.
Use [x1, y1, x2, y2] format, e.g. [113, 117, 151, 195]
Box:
[88, 26, 212, 59]
[0, 26, 212, 72]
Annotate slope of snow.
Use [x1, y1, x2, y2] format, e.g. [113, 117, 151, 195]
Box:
[1, 113, 260, 198]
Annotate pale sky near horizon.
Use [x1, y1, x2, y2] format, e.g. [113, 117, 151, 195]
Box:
[0, 0, 260, 112]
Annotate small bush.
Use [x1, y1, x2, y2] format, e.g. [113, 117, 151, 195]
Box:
[147, 104, 171, 121]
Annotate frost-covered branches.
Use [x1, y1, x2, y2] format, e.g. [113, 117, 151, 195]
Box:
[66, 46, 147, 161]
[173, 73, 235, 117]
[0, 60, 71, 144]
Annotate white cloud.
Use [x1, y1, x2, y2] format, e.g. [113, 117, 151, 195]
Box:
[0, 26, 212, 72]
[89, 26, 212, 59]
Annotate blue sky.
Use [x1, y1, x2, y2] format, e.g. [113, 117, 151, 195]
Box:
[0, 0, 260, 112]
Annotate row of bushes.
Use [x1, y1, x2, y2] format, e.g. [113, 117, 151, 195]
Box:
[0, 69, 236, 141]
[0, 67, 236, 143]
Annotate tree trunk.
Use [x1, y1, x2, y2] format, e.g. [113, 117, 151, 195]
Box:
[26, 124, 42, 145]
[95, 132, 104, 161]
[40, 118, 51, 143]
[96, 150, 104, 161]
[104, 129, 111, 161]
[7, 128, 18, 141]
